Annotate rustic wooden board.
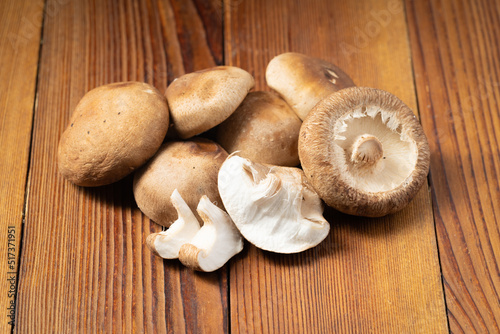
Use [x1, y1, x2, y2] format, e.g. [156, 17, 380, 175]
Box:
[407, 0, 500, 332]
[11, 0, 499, 332]
[0, 0, 44, 332]
[15, 0, 227, 332]
[225, 0, 449, 332]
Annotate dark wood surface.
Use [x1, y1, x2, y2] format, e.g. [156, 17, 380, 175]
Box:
[0, 0, 498, 333]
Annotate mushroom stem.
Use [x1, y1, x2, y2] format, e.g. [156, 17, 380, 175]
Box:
[350, 134, 383, 167]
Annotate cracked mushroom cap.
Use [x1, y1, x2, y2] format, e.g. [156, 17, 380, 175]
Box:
[298, 87, 431, 217]
[218, 155, 330, 254]
[266, 52, 355, 120]
[133, 139, 228, 227]
[166, 66, 255, 139]
[146, 189, 201, 259]
[216, 91, 302, 166]
[178, 195, 244, 272]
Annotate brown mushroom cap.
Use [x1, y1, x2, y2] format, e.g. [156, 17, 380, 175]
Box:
[58, 82, 169, 187]
[266, 52, 355, 120]
[216, 91, 302, 166]
[133, 139, 228, 227]
[166, 66, 255, 139]
[298, 87, 430, 217]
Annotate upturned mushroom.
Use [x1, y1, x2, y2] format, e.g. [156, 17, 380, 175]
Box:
[146, 189, 201, 259]
[298, 87, 431, 217]
[133, 139, 228, 227]
[58, 82, 169, 186]
[266, 52, 355, 120]
[178, 195, 244, 272]
[166, 66, 255, 139]
[218, 155, 330, 254]
[216, 91, 302, 166]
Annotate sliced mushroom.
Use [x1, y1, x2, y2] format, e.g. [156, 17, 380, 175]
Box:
[166, 66, 255, 139]
[133, 139, 228, 227]
[299, 87, 431, 217]
[266, 52, 355, 120]
[218, 155, 330, 254]
[146, 189, 201, 259]
[216, 91, 302, 166]
[179, 195, 244, 272]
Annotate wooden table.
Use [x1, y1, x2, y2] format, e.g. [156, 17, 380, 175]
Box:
[1, 0, 499, 332]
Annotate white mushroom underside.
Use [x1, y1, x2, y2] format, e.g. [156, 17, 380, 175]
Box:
[218, 156, 330, 254]
[333, 106, 418, 193]
[153, 189, 201, 259]
[188, 196, 244, 272]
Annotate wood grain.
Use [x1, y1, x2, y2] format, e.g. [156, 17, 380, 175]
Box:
[15, 0, 226, 332]
[407, 0, 500, 332]
[225, 0, 448, 332]
[0, 0, 44, 332]
[9, 0, 499, 331]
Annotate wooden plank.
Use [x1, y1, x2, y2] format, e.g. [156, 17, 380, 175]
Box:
[15, 0, 226, 332]
[0, 0, 44, 332]
[407, 0, 500, 332]
[225, 0, 449, 332]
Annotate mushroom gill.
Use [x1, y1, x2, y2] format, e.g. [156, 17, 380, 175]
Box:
[298, 87, 430, 217]
[333, 107, 418, 193]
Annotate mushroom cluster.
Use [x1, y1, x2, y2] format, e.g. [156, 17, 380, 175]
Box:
[57, 53, 430, 272]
